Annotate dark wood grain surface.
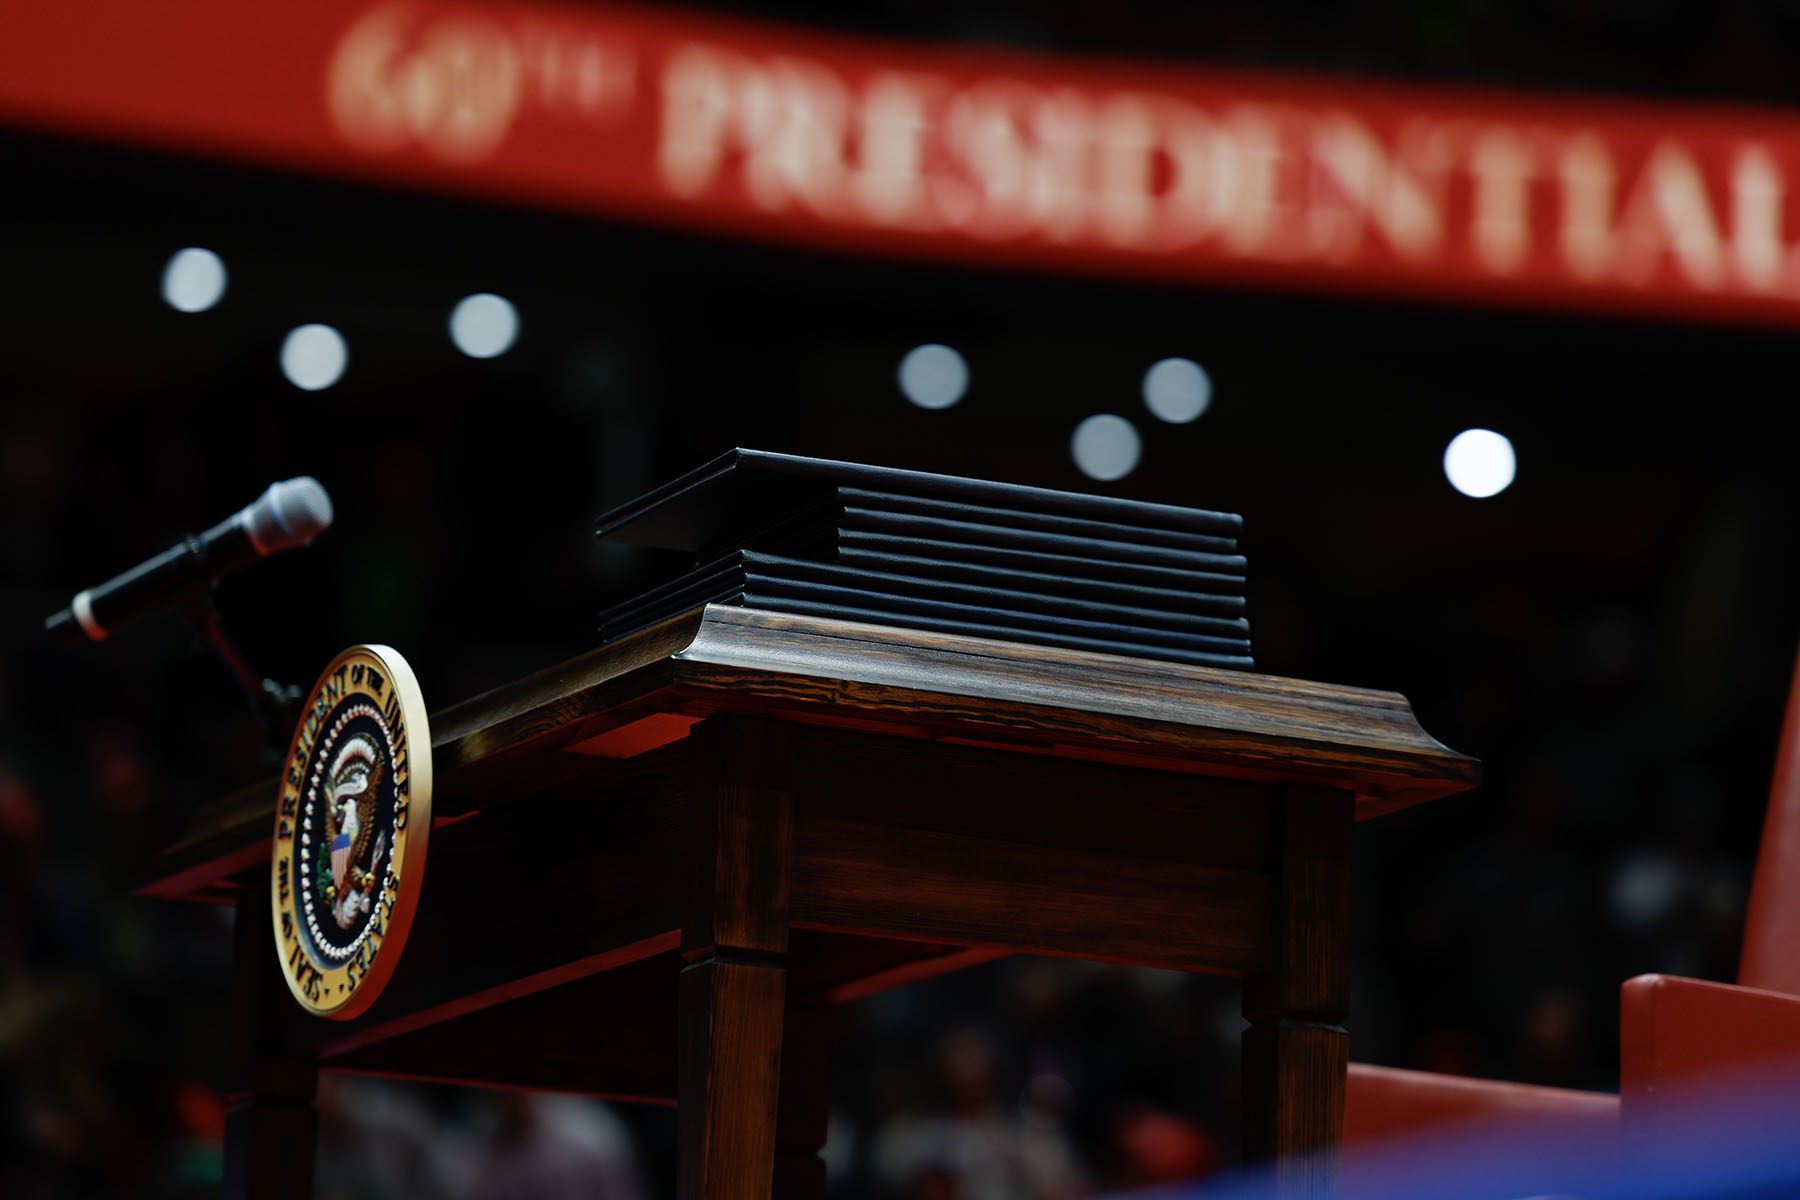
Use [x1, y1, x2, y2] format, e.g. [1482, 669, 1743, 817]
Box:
[1242, 787, 1354, 1197]
[327, 953, 680, 1102]
[315, 933, 1002, 1104]
[774, 989, 831, 1200]
[224, 877, 318, 1200]
[142, 605, 1477, 903]
[788, 728, 1273, 972]
[678, 958, 787, 1200]
[268, 747, 690, 1058]
[182, 607, 1476, 1200]
[678, 717, 799, 1200]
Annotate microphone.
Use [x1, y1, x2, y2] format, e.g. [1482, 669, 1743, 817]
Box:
[45, 477, 334, 648]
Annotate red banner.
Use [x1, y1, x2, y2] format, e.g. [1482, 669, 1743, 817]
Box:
[7, 0, 1800, 325]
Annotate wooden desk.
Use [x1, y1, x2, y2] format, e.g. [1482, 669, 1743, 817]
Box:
[142, 605, 1477, 1199]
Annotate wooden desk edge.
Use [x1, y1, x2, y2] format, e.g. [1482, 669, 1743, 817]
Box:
[138, 605, 1478, 900]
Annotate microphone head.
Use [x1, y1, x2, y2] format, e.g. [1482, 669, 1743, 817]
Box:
[244, 476, 334, 554]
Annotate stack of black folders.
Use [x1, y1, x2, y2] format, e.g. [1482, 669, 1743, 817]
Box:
[595, 449, 1253, 669]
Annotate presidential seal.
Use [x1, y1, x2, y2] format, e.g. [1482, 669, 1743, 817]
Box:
[270, 645, 432, 1019]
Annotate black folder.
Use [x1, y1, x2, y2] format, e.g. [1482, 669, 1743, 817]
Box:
[828, 547, 1246, 617]
[834, 488, 1239, 554]
[596, 450, 1255, 669]
[597, 448, 1244, 551]
[597, 552, 1254, 668]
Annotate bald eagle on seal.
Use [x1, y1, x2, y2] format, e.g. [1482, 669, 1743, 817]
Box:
[325, 733, 385, 928]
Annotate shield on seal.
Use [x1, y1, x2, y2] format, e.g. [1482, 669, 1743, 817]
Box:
[330, 828, 353, 895]
[326, 734, 376, 897]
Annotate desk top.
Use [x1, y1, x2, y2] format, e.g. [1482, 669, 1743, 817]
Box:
[141, 605, 1477, 903]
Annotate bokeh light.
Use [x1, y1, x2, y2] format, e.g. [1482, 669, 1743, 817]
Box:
[1071, 414, 1142, 481]
[897, 343, 969, 409]
[280, 324, 348, 391]
[1444, 428, 1517, 498]
[1142, 357, 1212, 423]
[161, 247, 226, 313]
[449, 293, 520, 359]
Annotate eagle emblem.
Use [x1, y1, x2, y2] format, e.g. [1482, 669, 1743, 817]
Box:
[321, 733, 389, 929]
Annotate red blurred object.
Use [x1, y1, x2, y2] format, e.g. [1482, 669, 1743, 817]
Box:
[1345, 1064, 1617, 1143]
[1619, 974, 1800, 1147]
[1115, 1106, 1222, 1183]
[0, 769, 45, 846]
[14, 1, 1800, 325]
[1348, 644, 1800, 1147]
[170, 1081, 227, 1145]
[1736, 645, 1800, 997]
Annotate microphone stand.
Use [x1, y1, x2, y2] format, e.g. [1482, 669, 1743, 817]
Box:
[177, 592, 302, 770]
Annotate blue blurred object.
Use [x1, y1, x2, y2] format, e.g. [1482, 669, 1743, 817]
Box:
[1103, 1067, 1800, 1200]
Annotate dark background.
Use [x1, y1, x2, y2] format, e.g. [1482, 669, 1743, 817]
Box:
[3, 2, 1799, 1196]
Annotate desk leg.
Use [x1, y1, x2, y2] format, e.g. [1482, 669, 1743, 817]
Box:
[223, 1060, 318, 1200]
[1242, 786, 1353, 1199]
[223, 878, 318, 1200]
[679, 717, 796, 1200]
[680, 957, 788, 1200]
[775, 991, 831, 1200]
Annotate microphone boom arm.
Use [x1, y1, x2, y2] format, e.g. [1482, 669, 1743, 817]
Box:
[177, 590, 302, 764]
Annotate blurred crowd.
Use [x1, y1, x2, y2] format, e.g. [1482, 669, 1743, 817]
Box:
[3, 365, 1793, 1197]
[0, 608, 1780, 1198]
[3, 385, 1792, 1199]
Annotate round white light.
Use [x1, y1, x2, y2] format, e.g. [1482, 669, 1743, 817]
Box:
[1142, 357, 1212, 424]
[1443, 428, 1516, 498]
[1071, 414, 1142, 482]
[897, 344, 969, 410]
[280, 324, 348, 391]
[161, 248, 227, 313]
[449, 292, 519, 358]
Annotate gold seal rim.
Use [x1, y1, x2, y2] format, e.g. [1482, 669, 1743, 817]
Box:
[268, 643, 433, 1020]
